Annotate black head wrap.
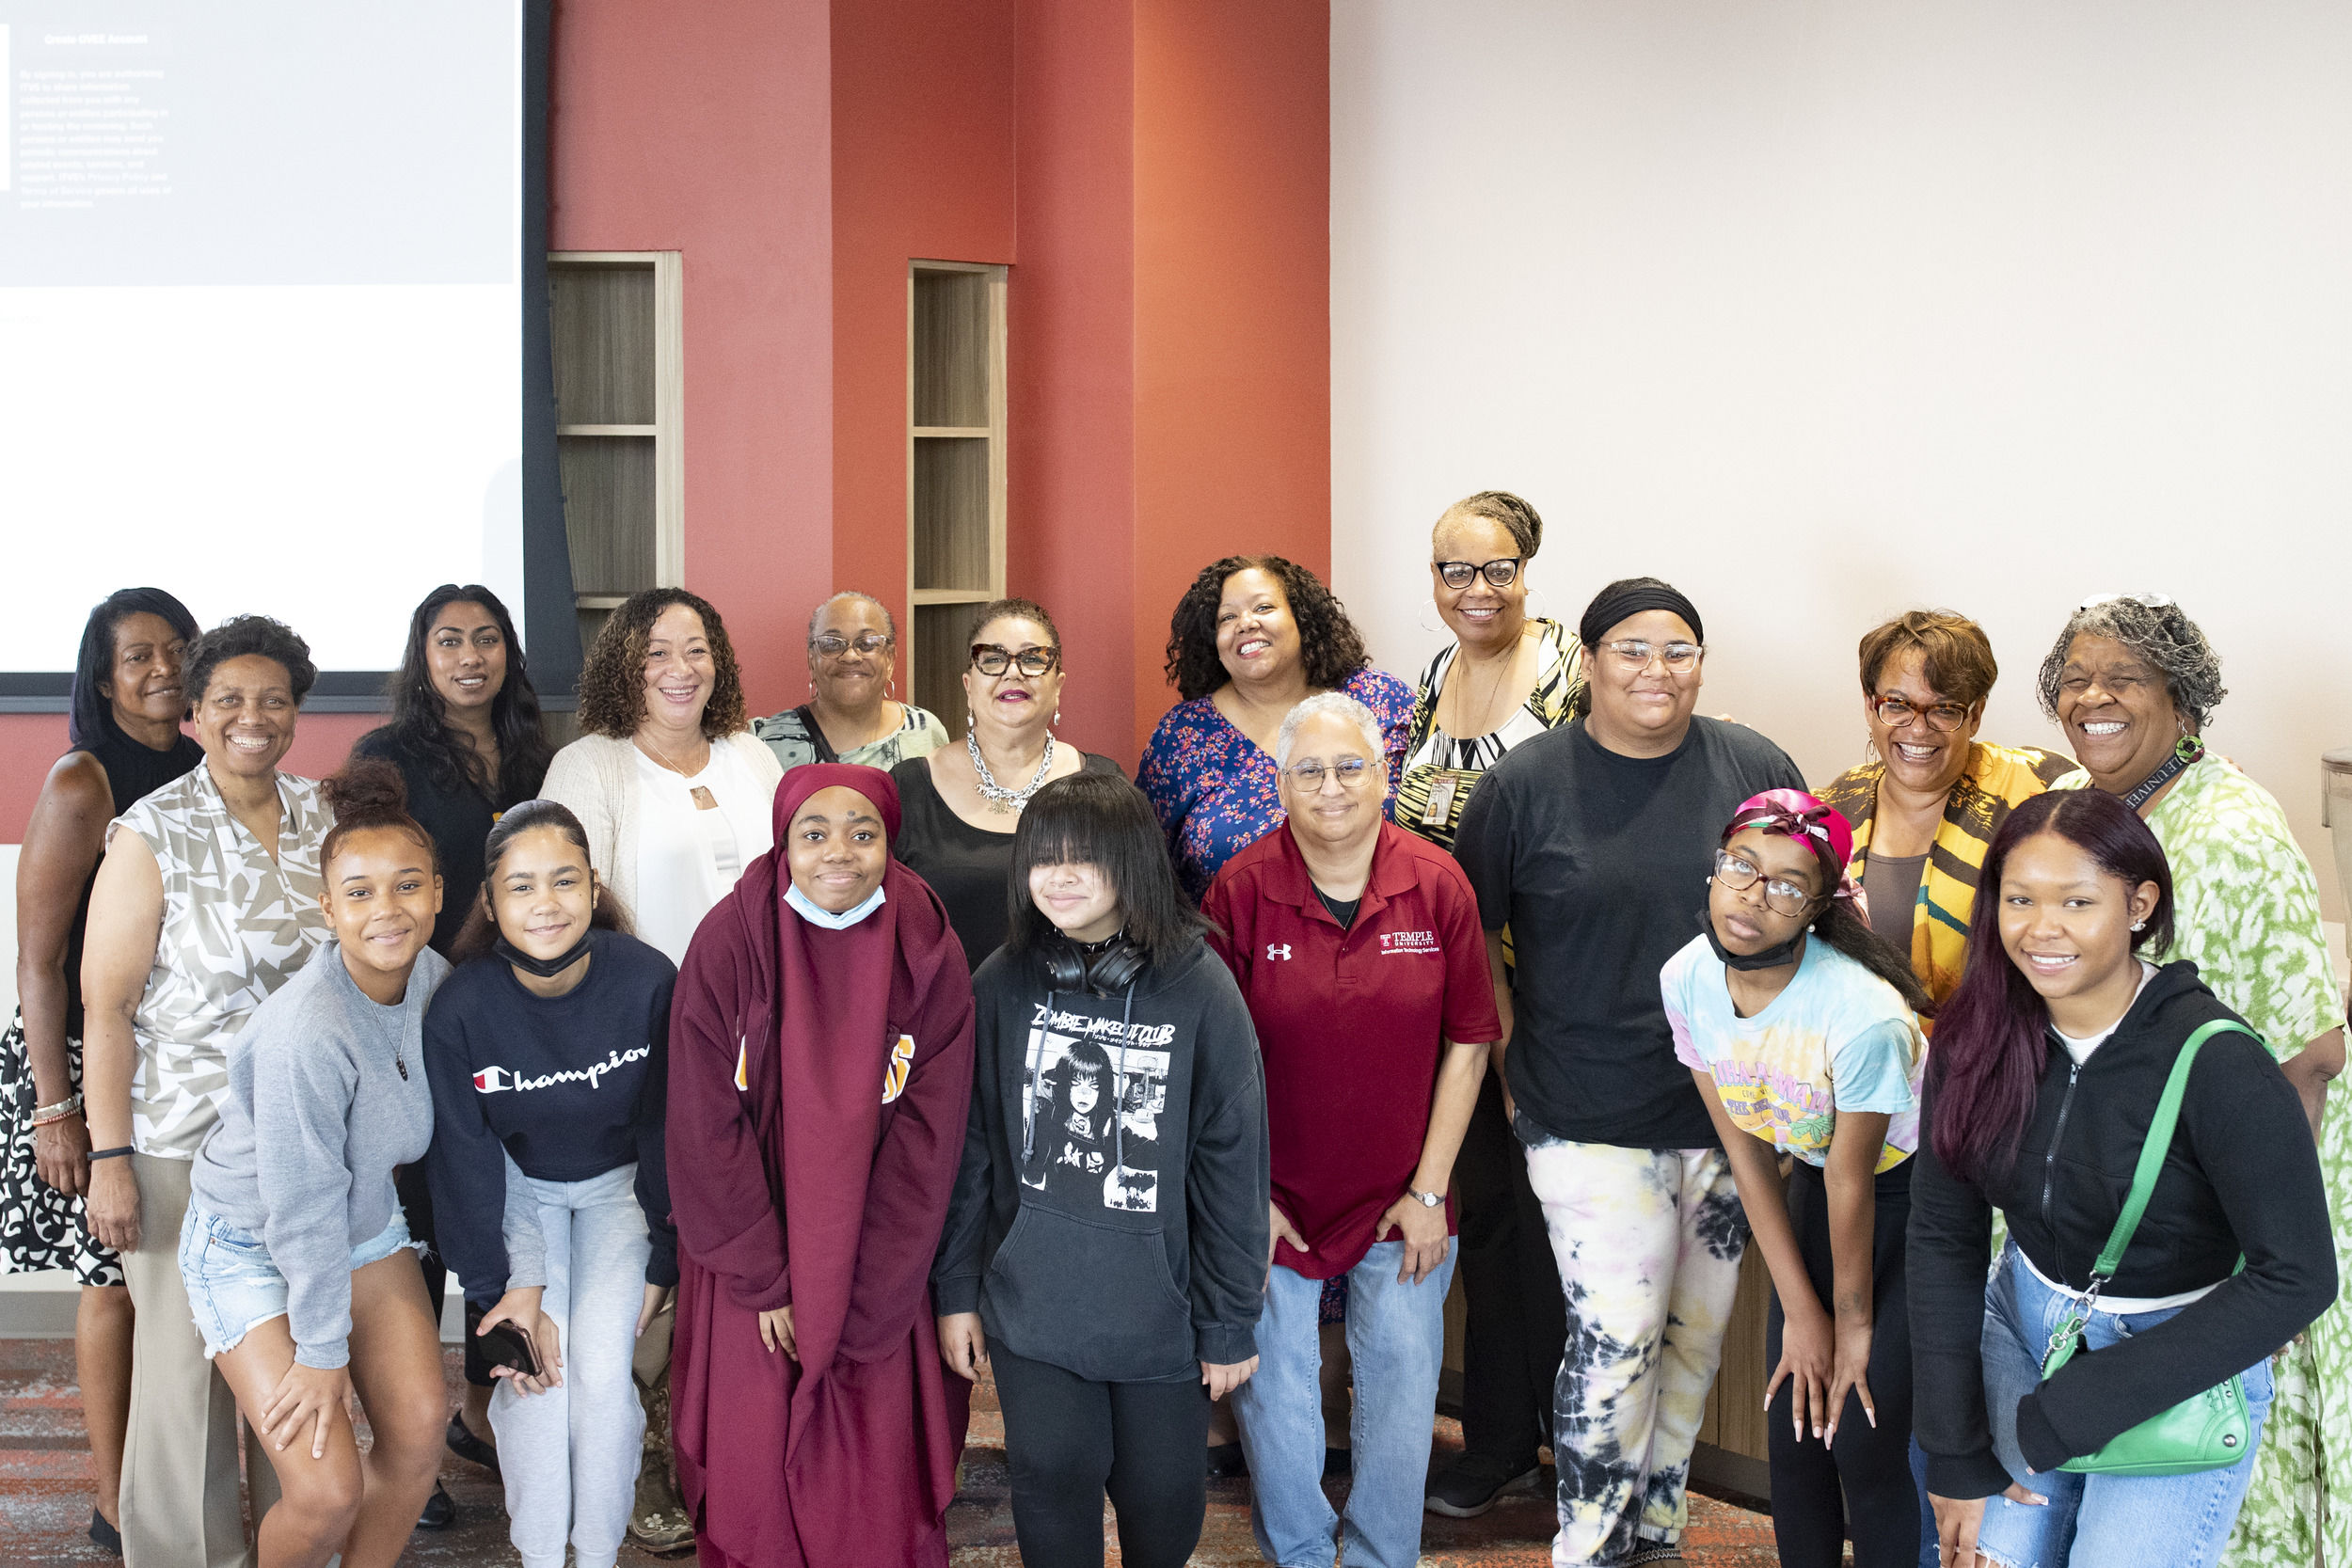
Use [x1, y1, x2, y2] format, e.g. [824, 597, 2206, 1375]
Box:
[69, 589, 201, 751]
[1578, 577, 1704, 650]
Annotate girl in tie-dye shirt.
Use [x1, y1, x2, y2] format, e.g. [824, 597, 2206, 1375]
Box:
[1664, 789, 1931, 1568]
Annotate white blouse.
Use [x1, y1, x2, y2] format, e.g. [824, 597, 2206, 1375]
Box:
[630, 744, 776, 965]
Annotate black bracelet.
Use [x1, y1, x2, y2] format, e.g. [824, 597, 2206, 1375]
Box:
[87, 1147, 135, 1163]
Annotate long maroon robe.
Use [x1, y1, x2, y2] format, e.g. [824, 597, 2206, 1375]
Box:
[667, 767, 977, 1568]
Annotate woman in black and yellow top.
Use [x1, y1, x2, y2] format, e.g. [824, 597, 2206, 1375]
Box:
[1390, 491, 1587, 1519]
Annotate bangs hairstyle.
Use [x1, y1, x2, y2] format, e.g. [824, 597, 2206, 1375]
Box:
[185, 615, 318, 708]
[68, 587, 200, 750]
[1163, 555, 1371, 702]
[575, 587, 748, 739]
[318, 759, 437, 875]
[1005, 772, 1208, 969]
[1929, 790, 2175, 1183]
[448, 797, 635, 965]
[381, 584, 552, 801]
[1857, 610, 1998, 710]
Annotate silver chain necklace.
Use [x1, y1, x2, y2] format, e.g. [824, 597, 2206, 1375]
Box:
[968, 729, 1057, 814]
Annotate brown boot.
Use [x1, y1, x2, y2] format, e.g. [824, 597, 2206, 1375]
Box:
[628, 1368, 696, 1557]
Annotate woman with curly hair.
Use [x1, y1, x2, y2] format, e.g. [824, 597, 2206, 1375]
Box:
[2042, 594, 2348, 1568]
[1138, 557, 1411, 905]
[543, 588, 783, 969]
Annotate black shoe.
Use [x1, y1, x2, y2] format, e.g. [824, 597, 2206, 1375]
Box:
[1424, 1451, 1541, 1518]
[87, 1509, 122, 1557]
[416, 1481, 456, 1531]
[1205, 1441, 1249, 1479]
[446, 1409, 501, 1475]
[1324, 1447, 1351, 1479]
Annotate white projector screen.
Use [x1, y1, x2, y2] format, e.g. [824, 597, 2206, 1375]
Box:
[0, 3, 524, 678]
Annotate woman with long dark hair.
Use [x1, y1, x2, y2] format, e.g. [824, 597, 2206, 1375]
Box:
[1910, 789, 2334, 1568]
[2, 588, 202, 1555]
[935, 771, 1268, 1568]
[352, 583, 553, 1508]
[1668, 790, 1931, 1565]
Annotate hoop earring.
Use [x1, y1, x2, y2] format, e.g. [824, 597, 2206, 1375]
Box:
[1418, 601, 1449, 638]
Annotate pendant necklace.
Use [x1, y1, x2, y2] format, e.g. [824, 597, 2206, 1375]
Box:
[640, 731, 719, 811]
[970, 730, 1057, 814]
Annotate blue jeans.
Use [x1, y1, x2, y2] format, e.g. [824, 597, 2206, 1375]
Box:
[178, 1205, 416, 1359]
[1232, 1240, 1456, 1568]
[1972, 1244, 2275, 1568]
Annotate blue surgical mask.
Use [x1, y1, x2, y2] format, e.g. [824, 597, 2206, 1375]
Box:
[785, 881, 887, 929]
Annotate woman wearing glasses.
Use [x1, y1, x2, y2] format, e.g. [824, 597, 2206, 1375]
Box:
[892, 598, 1122, 972]
[1815, 611, 2070, 1007]
[1391, 493, 1587, 1519]
[2039, 594, 2348, 1568]
[1139, 556, 1411, 906]
[754, 591, 951, 772]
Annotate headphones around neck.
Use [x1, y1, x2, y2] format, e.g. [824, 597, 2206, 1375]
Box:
[1042, 931, 1148, 996]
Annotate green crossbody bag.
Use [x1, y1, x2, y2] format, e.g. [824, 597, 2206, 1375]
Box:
[2038, 1018, 2256, 1478]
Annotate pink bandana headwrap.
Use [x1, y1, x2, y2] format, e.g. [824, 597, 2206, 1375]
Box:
[1721, 788, 1860, 902]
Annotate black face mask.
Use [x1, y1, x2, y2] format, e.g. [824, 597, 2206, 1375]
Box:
[496, 928, 595, 980]
[1699, 907, 1811, 972]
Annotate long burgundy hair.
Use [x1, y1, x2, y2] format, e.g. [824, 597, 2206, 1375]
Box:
[1929, 789, 2175, 1182]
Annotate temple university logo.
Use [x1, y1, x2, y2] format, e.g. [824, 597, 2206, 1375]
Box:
[1266, 943, 1292, 960]
[1378, 930, 1439, 956]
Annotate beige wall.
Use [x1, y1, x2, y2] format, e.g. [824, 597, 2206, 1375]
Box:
[1331, 0, 2352, 926]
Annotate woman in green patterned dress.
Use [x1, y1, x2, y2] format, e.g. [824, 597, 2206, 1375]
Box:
[2042, 594, 2347, 1568]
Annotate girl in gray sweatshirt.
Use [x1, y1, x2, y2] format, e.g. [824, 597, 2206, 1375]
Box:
[179, 762, 455, 1568]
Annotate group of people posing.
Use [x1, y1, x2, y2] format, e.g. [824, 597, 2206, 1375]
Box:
[1, 488, 2344, 1568]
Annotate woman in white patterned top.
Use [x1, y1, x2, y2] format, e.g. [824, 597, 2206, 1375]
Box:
[80, 615, 336, 1568]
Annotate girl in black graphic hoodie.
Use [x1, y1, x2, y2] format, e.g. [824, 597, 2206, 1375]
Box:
[935, 773, 1268, 1568]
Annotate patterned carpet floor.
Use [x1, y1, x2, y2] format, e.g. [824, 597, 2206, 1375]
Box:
[0, 1339, 1787, 1565]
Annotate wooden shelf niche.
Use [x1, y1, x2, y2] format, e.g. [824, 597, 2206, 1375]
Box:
[908, 261, 1007, 739]
[548, 252, 683, 657]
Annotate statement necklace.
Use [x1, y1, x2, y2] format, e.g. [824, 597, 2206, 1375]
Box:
[2120, 734, 2205, 812]
[969, 730, 1057, 814]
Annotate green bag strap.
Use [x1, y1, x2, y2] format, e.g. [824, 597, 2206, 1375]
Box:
[2089, 1018, 2263, 1280]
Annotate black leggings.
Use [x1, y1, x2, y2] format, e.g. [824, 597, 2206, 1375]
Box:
[1452, 1072, 1566, 1466]
[395, 1161, 494, 1388]
[1765, 1158, 1920, 1568]
[990, 1342, 1210, 1568]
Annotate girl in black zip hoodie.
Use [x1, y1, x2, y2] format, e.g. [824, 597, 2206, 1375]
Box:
[934, 772, 1269, 1568]
[1911, 789, 2334, 1568]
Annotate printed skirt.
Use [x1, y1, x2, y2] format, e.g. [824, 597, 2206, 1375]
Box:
[0, 1008, 122, 1287]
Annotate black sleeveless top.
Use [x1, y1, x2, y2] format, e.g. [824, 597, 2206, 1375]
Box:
[60, 721, 205, 1037]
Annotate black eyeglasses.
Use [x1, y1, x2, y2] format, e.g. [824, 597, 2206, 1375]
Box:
[811, 632, 892, 658]
[971, 643, 1062, 678]
[1871, 694, 1971, 733]
[1435, 558, 1522, 591]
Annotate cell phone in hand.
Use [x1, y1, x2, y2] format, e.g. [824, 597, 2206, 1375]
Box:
[465, 1306, 541, 1379]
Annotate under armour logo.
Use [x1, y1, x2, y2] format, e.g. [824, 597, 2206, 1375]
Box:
[1267, 943, 1292, 960]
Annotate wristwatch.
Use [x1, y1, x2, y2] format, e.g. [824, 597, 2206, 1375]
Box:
[1406, 1187, 1443, 1209]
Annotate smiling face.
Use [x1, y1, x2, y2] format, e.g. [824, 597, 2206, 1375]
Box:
[641, 603, 716, 735]
[486, 824, 597, 962]
[808, 595, 896, 715]
[786, 785, 889, 913]
[1277, 708, 1385, 857]
[1584, 609, 1703, 755]
[323, 825, 440, 987]
[195, 654, 299, 779]
[1430, 513, 1529, 654]
[1214, 568, 1303, 689]
[425, 599, 507, 718]
[108, 610, 189, 732]
[1995, 829, 2160, 1009]
[1027, 859, 1121, 944]
[1708, 827, 1824, 956]
[1865, 647, 1981, 798]
[962, 614, 1064, 736]
[2053, 633, 2185, 793]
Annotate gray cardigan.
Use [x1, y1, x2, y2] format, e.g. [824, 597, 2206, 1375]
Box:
[540, 732, 783, 921]
[190, 942, 450, 1369]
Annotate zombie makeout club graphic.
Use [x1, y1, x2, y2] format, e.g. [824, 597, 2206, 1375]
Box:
[1019, 1003, 1173, 1212]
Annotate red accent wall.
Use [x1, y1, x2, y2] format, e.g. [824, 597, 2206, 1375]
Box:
[0, 714, 382, 843]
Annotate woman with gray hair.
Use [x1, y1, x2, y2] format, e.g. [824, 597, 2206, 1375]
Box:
[754, 591, 951, 772]
[2042, 593, 2348, 1568]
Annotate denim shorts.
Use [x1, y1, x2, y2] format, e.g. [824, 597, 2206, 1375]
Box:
[177, 1206, 416, 1360]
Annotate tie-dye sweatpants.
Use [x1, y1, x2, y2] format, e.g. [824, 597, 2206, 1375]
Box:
[1522, 1139, 1749, 1568]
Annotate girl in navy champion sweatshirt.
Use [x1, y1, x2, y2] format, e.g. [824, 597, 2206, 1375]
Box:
[423, 800, 675, 1568]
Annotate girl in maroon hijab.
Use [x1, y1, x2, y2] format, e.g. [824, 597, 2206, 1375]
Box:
[666, 764, 977, 1568]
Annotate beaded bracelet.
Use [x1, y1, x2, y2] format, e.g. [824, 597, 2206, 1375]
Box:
[31, 1093, 84, 1128]
[87, 1147, 135, 1163]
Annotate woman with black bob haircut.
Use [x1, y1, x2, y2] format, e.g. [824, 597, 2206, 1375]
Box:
[936, 770, 1269, 1568]
[1909, 788, 2335, 1568]
[352, 584, 553, 1500]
